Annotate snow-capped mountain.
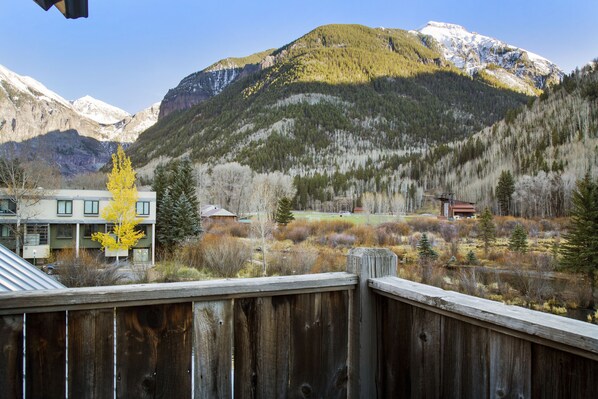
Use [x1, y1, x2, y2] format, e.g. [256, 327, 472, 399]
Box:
[0, 64, 159, 174]
[71, 95, 130, 125]
[0, 63, 157, 144]
[416, 21, 563, 94]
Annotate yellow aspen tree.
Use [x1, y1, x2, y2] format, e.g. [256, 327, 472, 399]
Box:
[92, 145, 144, 263]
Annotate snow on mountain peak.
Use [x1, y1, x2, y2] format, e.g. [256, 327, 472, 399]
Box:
[71, 95, 130, 125]
[417, 21, 562, 93]
[0, 63, 71, 107]
[423, 21, 467, 31]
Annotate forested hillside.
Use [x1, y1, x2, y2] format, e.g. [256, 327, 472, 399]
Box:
[407, 61, 598, 216]
[128, 24, 530, 208]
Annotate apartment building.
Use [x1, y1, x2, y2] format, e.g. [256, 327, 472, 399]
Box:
[0, 189, 156, 265]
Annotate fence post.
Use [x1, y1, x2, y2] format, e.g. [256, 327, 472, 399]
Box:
[347, 247, 397, 399]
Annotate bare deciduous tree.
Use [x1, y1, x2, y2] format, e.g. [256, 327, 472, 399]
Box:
[0, 157, 59, 256]
[250, 178, 276, 276]
[210, 162, 252, 215]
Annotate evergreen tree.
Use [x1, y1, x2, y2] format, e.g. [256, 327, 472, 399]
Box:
[508, 224, 528, 253]
[478, 207, 496, 256]
[560, 173, 598, 307]
[466, 250, 478, 265]
[156, 188, 176, 249]
[496, 170, 515, 215]
[153, 158, 201, 251]
[275, 197, 295, 225]
[418, 233, 438, 261]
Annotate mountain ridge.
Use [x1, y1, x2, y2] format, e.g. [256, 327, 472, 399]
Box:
[0, 63, 159, 174]
[415, 21, 563, 94]
[156, 22, 563, 118]
[130, 23, 530, 182]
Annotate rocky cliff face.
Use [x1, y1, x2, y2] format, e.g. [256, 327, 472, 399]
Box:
[0, 64, 159, 174]
[416, 22, 563, 94]
[158, 49, 275, 119]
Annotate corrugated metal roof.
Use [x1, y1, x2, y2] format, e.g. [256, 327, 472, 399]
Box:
[0, 243, 65, 292]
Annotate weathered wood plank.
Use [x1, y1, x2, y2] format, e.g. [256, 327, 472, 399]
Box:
[233, 298, 255, 399]
[320, 290, 349, 398]
[532, 343, 598, 399]
[376, 296, 411, 399]
[289, 292, 324, 399]
[234, 296, 291, 399]
[347, 248, 397, 398]
[409, 306, 441, 399]
[288, 292, 349, 399]
[26, 311, 66, 399]
[194, 300, 233, 399]
[441, 316, 489, 399]
[369, 276, 598, 359]
[0, 314, 23, 399]
[0, 272, 357, 315]
[488, 331, 531, 399]
[68, 309, 114, 399]
[116, 303, 192, 399]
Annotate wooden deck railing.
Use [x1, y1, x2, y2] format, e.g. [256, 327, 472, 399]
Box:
[0, 248, 596, 398]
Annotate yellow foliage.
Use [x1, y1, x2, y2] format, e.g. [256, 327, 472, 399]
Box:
[92, 145, 144, 251]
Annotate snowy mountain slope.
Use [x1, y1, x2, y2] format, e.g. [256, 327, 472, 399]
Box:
[0, 64, 71, 107]
[0, 64, 159, 174]
[416, 21, 563, 94]
[0, 63, 157, 144]
[102, 102, 160, 142]
[71, 95, 130, 124]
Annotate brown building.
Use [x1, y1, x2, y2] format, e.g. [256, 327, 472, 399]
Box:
[436, 193, 476, 219]
[200, 205, 238, 221]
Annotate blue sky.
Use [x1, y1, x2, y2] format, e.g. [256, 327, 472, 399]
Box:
[1, 0, 596, 114]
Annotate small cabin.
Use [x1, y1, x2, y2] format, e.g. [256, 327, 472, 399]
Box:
[436, 193, 476, 219]
[200, 205, 238, 221]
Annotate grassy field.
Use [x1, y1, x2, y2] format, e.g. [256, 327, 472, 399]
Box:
[293, 211, 435, 225]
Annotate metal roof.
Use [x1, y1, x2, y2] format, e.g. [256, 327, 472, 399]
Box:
[0, 243, 65, 292]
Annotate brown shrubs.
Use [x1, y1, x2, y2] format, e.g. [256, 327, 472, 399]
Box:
[54, 249, 121, 287]
[267, 246, 319, 275]
[201, 234, 251, 277]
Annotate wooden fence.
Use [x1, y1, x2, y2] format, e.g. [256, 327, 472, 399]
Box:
[0, 248, 596, 398]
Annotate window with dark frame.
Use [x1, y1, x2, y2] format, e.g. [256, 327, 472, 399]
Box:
[56, 224, 73, 239]
[136, 201, 150, 216]
[83, 224, 103, 238]
[136, 225, 147, 236]
[84, 200, 99, 215]
[57, 200, 73, 215]
[0, 225, 13, 238]
[0, 199, 17, 214]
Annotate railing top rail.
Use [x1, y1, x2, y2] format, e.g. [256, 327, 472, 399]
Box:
[0, 272, 357, 314]
[370, 276, 598, 357]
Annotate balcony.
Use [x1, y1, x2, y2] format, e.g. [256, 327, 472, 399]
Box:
[0, 248, 596, 398]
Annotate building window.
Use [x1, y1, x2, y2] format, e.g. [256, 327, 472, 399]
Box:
[136, 225, 148, 236]
[57, 200, 73, 215]
[84, 200, 99, 215]
[26, 224, 48, 245]
[83, 224, 103, 238]
[56, 224, 73, 239]
[0, 199, 17, 214]
[0, 225, 13, 238]
[136, 201, 150, 216]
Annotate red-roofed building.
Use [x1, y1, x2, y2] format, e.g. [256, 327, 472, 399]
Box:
[436, 193, 476, 219]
